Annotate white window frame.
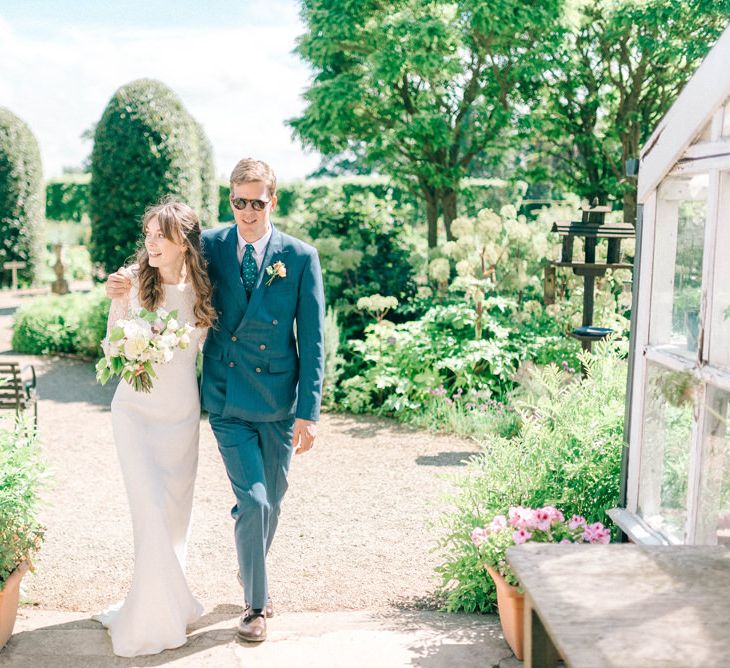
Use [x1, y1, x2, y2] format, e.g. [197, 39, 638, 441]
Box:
[625, 97, 730, 544]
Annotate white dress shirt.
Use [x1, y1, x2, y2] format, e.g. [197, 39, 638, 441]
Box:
[236, 225, 272, 271]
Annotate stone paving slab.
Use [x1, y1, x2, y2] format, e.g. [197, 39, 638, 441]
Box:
[1, 609, 515, 668]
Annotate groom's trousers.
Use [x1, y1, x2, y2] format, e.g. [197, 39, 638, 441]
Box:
[208, 413, 295, 610]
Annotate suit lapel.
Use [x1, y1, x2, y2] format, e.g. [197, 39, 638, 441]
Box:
[235, 225, 288, 334]
[217, 224, 249, 315]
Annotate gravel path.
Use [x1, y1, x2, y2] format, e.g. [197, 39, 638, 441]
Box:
[1, 290, 480, 615]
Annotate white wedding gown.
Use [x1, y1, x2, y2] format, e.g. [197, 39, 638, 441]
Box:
[93, 281, 206, 657]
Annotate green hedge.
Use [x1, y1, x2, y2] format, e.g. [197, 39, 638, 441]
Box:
[11, 289, 110, 357]
[45, 175, 90, 222]
[48, 174, 524, 228]
[89, 79, 216, 273]
[0, 108, 44, 285]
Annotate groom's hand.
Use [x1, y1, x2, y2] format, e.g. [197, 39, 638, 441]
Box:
[106, 267, 133, 299]
[292, 419, 317, 455]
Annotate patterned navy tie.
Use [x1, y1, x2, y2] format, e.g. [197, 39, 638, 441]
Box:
[240, 244, 257, 297]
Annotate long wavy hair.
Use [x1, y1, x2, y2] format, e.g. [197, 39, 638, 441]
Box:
[134, 200, 217, 329]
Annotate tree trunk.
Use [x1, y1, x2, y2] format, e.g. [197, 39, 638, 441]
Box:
[441, 187, 458, 241]
[623, 186, 638, 226]
[423, 186, 439, 249]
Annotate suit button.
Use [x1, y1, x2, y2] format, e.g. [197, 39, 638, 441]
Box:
[255, 367, 262, 373]
[259, 344, 266, 350]
[231, 335, 238, 342]
[229, 362, 236, 368]
[272, 319, 278, 326]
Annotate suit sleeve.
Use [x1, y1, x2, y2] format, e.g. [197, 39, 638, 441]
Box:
[295, 249, 325, 421]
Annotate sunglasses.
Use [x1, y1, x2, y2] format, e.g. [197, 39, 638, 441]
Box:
[230, 197, 271, 212]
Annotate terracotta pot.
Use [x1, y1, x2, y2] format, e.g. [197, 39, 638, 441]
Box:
[0, 561, 30, 651]
[486, 564, 524, 660]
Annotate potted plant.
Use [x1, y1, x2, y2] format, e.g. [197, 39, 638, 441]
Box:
[472, 505, 610, 659]
[0, 415, 45, 650]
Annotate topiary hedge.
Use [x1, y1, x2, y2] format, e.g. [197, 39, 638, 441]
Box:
[89, 79, 216, 273]
[0, 108, 44, 286]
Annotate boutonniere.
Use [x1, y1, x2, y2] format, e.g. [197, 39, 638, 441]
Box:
[265, 260, 287, 286]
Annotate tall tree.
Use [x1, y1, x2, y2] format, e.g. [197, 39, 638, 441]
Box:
[290, 0, 563, 247]
[528, 0, 730, 224]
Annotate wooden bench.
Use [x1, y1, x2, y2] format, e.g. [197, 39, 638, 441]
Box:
[507, 543, 730, 667]
[0, 361, 38, 425]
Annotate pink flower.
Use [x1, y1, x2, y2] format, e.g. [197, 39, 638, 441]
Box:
[559, 539, 573, 544]
[533, 508, 553, 531]
[471, 527, 489, 546]
[489, 515, 507, 533]
[543, 506, 565, 524]
[582, 522, 611, 544]
[568, 515, 587, 530]
[513, 529, 533, 545]
[508, 506, 536, 530]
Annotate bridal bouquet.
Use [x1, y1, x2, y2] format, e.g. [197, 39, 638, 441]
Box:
[96, 307, 194, 393]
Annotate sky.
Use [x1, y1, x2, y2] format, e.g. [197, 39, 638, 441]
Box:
[0, 0, 322, 181]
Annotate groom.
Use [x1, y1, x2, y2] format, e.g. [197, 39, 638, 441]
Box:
[107, 158, 325, 643]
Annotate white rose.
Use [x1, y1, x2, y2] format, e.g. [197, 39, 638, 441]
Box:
[166, 319, 180, 332]
[123, 333, 148, 360]
[160, 333, 178, 349]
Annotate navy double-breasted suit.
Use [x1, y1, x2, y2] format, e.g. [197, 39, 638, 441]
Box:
[200, 223, 325, 610]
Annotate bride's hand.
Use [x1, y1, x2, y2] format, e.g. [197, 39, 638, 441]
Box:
[106, 267, 133, 299]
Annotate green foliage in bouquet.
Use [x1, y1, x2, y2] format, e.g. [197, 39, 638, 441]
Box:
[0, 108, 44, 285]
[0, 416, 45, 589]
[435, 342, 626, 612]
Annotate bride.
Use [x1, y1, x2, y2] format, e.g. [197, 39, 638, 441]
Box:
[93, 200, 217, 657]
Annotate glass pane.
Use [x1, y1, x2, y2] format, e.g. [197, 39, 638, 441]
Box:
[638, 363, 697, 543]
[709, 171, 730, 372]
[649, 173, 708, 359]
[696, 386, 730, 545]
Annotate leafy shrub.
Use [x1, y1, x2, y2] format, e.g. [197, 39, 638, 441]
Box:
[46, 175, 90, 223]
[322, 306, 344, 409]
[281, 189, 420, 338]
[435, 342, 626, 612]
[0, 107, 44, 285]
[339, 300, 579, 416]
[89, 79, 216, 273]
[12, 289, 110, 357]
[0, 416, 45, 588]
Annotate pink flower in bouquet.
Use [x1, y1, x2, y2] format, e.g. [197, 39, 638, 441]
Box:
[513, 529, 533, 545]
[568, 514, 587, 530]
[583, 522, 611, 544]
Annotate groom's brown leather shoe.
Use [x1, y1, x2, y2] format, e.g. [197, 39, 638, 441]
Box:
[237, 609, 267, 643]
[238, 573, 274, 618]
[244, 598, 273, 618]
